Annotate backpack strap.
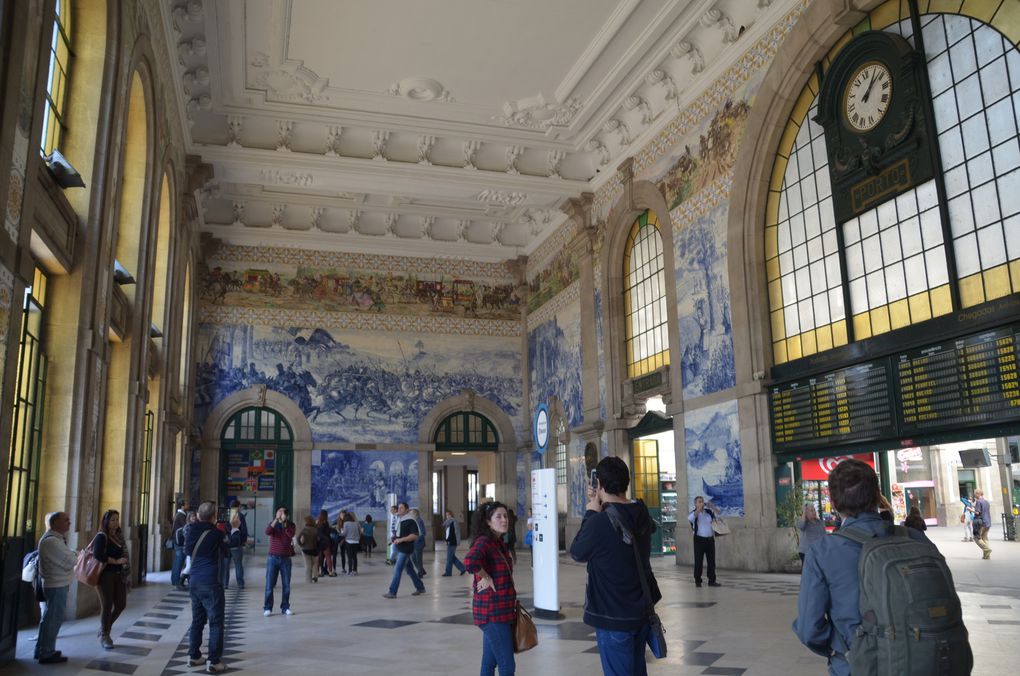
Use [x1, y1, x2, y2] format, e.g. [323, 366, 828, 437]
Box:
[832, 526, 873, 545]
[833, 522, 908, 545]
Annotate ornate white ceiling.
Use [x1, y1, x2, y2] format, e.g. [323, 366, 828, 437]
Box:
[162, 0, 795, 262]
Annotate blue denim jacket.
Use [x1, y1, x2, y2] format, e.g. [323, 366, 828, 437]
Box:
[792, 511, 930, 676]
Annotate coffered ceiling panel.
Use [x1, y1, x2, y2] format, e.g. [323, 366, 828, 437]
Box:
[163, 0, 796, 262]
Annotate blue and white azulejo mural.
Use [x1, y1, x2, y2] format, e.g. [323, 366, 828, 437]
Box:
[527, 301, 583, 429]
[673, 202, 736, 399]
[194, 324, 522, 445]
[684, 400, 743, 517]
[310, 449, 419, 524]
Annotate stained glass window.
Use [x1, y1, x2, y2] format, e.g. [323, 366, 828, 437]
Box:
[623, 210, 669, 377]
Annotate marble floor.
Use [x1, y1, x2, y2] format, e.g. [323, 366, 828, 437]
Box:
[4, 526, 1018, 675]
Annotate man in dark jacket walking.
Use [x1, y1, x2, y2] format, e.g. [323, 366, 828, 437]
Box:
[570, 456, 661, 675]
[185, 501, 236, 674]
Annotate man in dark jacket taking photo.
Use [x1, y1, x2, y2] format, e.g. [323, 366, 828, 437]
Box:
[570, 456, 661, 675]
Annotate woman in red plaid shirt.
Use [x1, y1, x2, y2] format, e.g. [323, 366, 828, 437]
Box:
[464, 501, 517, 675]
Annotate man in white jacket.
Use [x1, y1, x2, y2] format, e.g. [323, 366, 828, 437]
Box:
[37, 511, 77, 664]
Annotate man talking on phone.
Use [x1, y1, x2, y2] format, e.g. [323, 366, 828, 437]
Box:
[570, 456, 661, 675]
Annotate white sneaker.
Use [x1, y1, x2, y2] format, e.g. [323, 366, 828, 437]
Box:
[207, 662, 226, 673]
[283, 608, 294, 616]
[263, 610, 271, 617]
[188, 657, 205, 667]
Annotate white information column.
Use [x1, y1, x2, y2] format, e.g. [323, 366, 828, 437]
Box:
[531, 467, 562, 619]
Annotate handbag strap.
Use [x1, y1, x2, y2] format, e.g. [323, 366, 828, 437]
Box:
[604, 505, 654, 611]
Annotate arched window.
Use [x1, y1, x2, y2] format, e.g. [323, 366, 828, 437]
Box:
[41, 0, 72, 155]
[433, 412, 499, 449]
[623, 210, 669, 377]
[766, 9, 1020, 364]
[220, 407, 294, 511]
[221, 407, 293, 443]
[554, 419, 567, 485]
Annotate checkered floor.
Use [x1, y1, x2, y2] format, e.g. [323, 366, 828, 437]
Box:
[8, 537, 1020, 675]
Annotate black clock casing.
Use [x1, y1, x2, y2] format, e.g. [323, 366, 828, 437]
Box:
[814, 31, 937, 224]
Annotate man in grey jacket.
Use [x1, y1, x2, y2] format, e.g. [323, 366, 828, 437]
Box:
[37, 511, 77, 664]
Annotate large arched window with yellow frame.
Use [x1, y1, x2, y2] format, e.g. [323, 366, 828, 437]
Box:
[765, 2, 1020, 365]
[623, 209, 669, 378]
[41, 0, 72, 155]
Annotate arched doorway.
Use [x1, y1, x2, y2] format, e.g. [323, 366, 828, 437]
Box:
[433, 411, 499, 534]
[220, 407, 293, 552]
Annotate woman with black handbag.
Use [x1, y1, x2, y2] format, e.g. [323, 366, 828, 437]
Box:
[93, 510, 129, 649]
[464, 501, 518, 676]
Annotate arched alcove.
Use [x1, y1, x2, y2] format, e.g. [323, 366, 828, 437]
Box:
[201, 387, 313, 518]
[599, 179, 682, 426]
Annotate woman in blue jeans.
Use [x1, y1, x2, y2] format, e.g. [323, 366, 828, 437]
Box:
[464, 501, 517, 675]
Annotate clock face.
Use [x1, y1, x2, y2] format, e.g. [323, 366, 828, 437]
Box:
[843, 61, 892, 132]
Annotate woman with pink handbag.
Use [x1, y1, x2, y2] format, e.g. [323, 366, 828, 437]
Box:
[92, 510, 129, 649]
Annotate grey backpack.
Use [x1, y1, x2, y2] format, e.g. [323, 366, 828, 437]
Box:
[835, 525, 972, 675]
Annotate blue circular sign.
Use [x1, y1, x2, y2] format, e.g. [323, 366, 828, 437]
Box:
[534, 404, 550, 454]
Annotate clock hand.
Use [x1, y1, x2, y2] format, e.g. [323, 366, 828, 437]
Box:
[862, 72, 879, 104]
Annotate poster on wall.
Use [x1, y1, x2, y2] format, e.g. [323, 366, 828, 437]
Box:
[224, 448, 276, 494]
[311, 449, 419, 523]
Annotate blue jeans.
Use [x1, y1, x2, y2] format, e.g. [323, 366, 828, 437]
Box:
[480, 621, 515, 675]
[387, 551, 424, 595]
[444, 543, 466, 575]
[172, 546, 186, 586]
[189, 582, 225, 664]
[412, 540, 426, 574]
[595, 624, 650, 676]
[36, 585, 68, 659]
[263, 555, 292, 611]
[223, 548, 244, 588]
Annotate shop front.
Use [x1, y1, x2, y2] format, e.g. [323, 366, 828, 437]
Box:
[628, 412, 678, 556]
[797, 453, 877, 529]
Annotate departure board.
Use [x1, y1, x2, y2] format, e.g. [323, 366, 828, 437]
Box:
[895, 326, 1020, 435]
[770, 360, 896, 453]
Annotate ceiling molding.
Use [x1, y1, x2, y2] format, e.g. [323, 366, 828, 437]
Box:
[158, 0, 801, 262]
[553, 0, 645, 104]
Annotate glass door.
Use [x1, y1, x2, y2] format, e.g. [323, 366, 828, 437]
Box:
[632, 438, 661, 554]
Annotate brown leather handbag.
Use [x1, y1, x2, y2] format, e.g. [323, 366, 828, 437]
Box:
[512, 601, 538, 653]
[496, 547, 538, 653]
[74, 534, 105, 587]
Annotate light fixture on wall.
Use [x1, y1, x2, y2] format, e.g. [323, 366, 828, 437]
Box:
[43, 149, 86, 188]
[644, 395, 666, 414]
[113, 260, 135, 285]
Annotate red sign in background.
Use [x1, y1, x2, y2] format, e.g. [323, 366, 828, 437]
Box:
[800, 453, 876, 481]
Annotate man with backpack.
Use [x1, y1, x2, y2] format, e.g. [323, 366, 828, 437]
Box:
[35, 511, 76, 664]
[171, 499, 190, 590]
[794, 458, 973, 675]
[972, 489, 992, 559]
